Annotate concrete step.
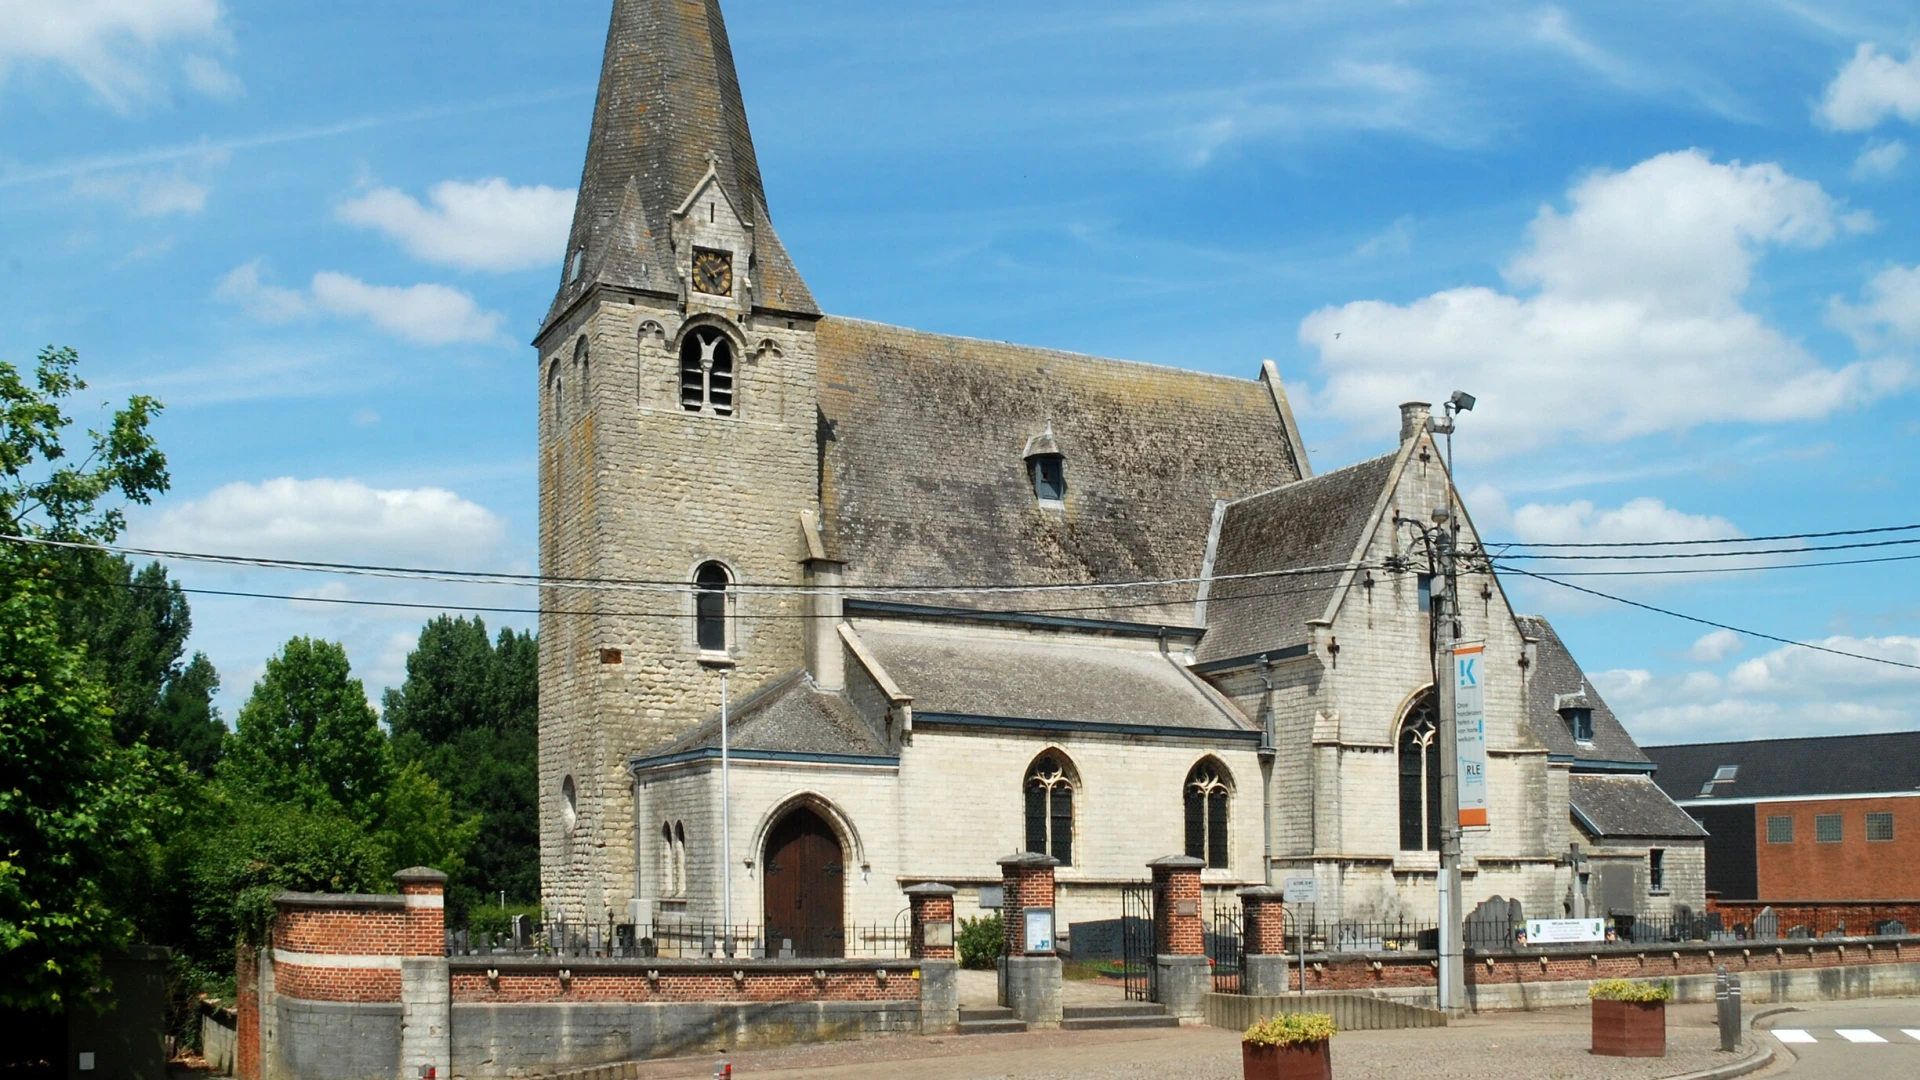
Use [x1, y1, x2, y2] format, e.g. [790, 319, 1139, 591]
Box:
[957, 1018, 1029, 1035]
[1060, 1002, 1179, 1031]
[959, 1005, 1018, 1021]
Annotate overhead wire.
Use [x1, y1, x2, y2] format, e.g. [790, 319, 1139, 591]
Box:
[1486, 522, 1920, 550]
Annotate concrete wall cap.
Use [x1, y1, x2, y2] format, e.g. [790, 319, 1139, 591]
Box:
[1238, 886, 1287, 900]
[903, 882, 959, 897]
[1148, 855, 1206, 870]
[997, 852, 1060, 869]
[392, 866, 449, 885]
[273, 891, 407, 909]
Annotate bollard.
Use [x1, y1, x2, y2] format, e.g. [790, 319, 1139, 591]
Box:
[1715, 965, 1738, 1052]
[1729, 973, 1742, 1051]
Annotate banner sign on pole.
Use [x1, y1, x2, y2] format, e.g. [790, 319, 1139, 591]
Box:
[1454, 641, 1489, 828]
[1526, 918, 1604, 944]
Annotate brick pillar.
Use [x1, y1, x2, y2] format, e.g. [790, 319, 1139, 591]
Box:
[1239, 885, 1290, 995]
[905, 882, 957, 960]
[997, 853, 1062, 1027]
[904, 883, 959, 1034]
[1149, 855, 1208, 1021]
[235, 945, 259, 1080]
[394, 867, 450, 1080]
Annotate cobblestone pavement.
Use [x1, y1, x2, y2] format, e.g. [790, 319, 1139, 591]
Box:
[627, 1002, 1753, 1079]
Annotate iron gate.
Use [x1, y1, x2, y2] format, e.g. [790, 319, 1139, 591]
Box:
[1121, 882, 1156, 1002]
[1207, 905, 1243, 993]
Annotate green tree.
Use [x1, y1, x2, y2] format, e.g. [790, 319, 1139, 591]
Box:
[155, 652, 224, 775]
[224, 638, 392, 822]
[186, 795, 389, 960]
[384, 617, 538, 909]
[0, 345, 169, 1011]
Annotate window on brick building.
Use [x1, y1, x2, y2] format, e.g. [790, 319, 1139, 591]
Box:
[1184, 760, 1232, 869]
[679, 326, 735, 416]
[1866, 812, 1895, 842]
[1024, 752, 1075, 864]
[1816, 814, 1843, 843]
[1398, 692, 1442, 851]
[1648, 848, 1665, 892]
[1766, 815, 1793, 844]
[694, 562, 732, 653]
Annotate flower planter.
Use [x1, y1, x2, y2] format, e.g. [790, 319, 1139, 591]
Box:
[1243, 1039, 1333, 1080]
[1591, 998, 1666, 1058]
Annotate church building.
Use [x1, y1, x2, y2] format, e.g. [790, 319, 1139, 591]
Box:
[535, 0, 1705, 954]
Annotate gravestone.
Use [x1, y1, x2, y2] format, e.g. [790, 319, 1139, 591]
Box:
[1787, 925, 1811, 940]
[1753, 907, 1778, 940]
[1466, 897, 1523, 949]
[1876, 920, 1907, 936]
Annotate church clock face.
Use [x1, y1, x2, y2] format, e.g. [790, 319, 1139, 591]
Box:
[691, 247, 733, 297]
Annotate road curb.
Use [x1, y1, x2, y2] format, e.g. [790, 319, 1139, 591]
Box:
[1657, 1005, 1802, 1080]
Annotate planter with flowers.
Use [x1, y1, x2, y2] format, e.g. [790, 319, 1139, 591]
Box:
[1243, 1012, 1336, 1080]
[1589, 979, 1670, 1058]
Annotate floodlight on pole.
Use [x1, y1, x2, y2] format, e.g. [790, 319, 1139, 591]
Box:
[1449, 390, 1476, 413]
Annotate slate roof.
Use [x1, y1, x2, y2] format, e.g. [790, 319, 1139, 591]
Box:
[854, 622, 1254, 733]
[635, 670, 890, 764]
[815, 318, 1305, 622]
[1515, 615, 1651, 768]
[1569, 775, 1709, 840]
[1644, 732, 1920, 803]
[1195, 453, 1399, 661]
[544, 0, 817, 335]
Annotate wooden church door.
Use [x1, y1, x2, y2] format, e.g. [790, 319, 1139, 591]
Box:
[762, 807, 845, 957]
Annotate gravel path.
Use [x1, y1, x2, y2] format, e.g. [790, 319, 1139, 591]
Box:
[623, 1002, 1753, 1079]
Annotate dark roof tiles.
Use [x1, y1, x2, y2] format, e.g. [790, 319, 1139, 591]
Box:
[1645, 731, 1920, 802]
[1516, 615, 1650, 767]
[1570, 775, 1709, 839]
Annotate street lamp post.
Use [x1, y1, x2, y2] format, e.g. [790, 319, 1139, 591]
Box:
[701, 656, 736, 952]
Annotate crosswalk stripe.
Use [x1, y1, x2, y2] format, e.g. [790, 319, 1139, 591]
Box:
[1773, 1029, 1816, 1043]
[1904, 1030, 1920, 1043]
[1836, 1030, 1888, 1043]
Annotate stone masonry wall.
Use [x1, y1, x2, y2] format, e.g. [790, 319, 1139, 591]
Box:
[538, 284, 822, 925]
[449, 962, 913, 1003]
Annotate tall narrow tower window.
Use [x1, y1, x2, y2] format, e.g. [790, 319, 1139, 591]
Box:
[694, 561, 732, 653]
[574, 337, 590, 409]
[548, 360, 563, 429]
[679, 328, 736, 417]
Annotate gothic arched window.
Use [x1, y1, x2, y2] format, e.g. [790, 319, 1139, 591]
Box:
[660, 822, 675, 896]
[1398, 693, 1443, 851]
[673, 821, 687, 897]
[548, 360, 563, 429]
[1184, 760, 1232, 869]
[679, 326, 735, 416]
[694, 562, 731, 654]
[1024, 752, 1075, 864]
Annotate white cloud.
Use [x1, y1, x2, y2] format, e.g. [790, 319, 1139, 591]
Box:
[1852, 138, 1907, 179]
[1688, 629, 1743, 663]
[1819, 43, 1920, 132]
[214, 261, 504, 345]
[1830, 263, 1920, 347]
[337, 179, 575, 273]
[1598, 636, 1920, 744]
[1511, 496, 1739, 547]
[73, 169, 209, 216]
[182, 53, 240, 98]
[0, 0, 231, 109]
[1298, 150, 1904, 458]
[134, 477, 508, 569]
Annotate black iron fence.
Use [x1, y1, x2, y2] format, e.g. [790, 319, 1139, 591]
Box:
[446, 918, 913, 960]
[1206, 907, 1242, 993]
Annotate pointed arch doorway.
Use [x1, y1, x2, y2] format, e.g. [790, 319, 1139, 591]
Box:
[762, 806, 845, 958]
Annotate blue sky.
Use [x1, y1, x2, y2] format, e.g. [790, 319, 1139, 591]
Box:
[3, 0, 1918, 743]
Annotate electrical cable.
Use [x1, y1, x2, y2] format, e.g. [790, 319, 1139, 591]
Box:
[1482, 551, 1920, 578]
[1486, 522, 1920, 550]
[1496, 564, 1920, 673]
[1488, 535, 1920, 562]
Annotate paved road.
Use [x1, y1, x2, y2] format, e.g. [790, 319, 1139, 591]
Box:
[1761, 999, 1920, 1079]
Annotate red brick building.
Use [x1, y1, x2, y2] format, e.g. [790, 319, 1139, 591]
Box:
[1646, 732, 1920, 902]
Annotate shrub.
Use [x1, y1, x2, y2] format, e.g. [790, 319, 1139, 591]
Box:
[1589, 978, 1673, 1002]
[467, 902, 542, 941]
[1244, 1011, 1337, 1046]
[958, 913, 1003, 970]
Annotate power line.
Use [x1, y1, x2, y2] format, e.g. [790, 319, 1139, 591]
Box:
[1488, 522, 1920, 550]
[1483, 551, 1920, 578]
[1489, 535, 1920, 562]
[0, 533, 1366, 598]
[1497, 565, 1920, 673]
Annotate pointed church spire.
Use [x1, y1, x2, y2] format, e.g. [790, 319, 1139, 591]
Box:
[543, 0, 817, 336]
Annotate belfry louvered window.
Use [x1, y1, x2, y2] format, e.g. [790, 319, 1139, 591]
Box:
[679, 327, 735, 416]
[1024, 753, 1075, 864]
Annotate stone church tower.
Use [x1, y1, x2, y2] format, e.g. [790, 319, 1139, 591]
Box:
[534, 0, 823, 923]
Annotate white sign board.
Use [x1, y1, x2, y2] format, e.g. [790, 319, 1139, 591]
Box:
[1526, 918, 1605, 944]
[1024, 908, 1055, 954]
[1282, 875, 1319, 904]
[1454, 641, 1489, 829]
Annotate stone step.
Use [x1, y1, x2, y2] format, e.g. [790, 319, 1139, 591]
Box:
[1062, 1004, 1169, 1020]
[1060, 1013, 1181, 1031]
[956, 1018, 1028, 1035]
[958, 1005, 1018, 1021]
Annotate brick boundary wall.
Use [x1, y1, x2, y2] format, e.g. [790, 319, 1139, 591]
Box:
[1241, 887, 1287, 954]
[447, 959, 918, 1003]
[235, 946, 259, 1080]
[1707, 899, 1920, 936]
[905, 883, 957, 961]
[1269, 934, 1920, 992]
